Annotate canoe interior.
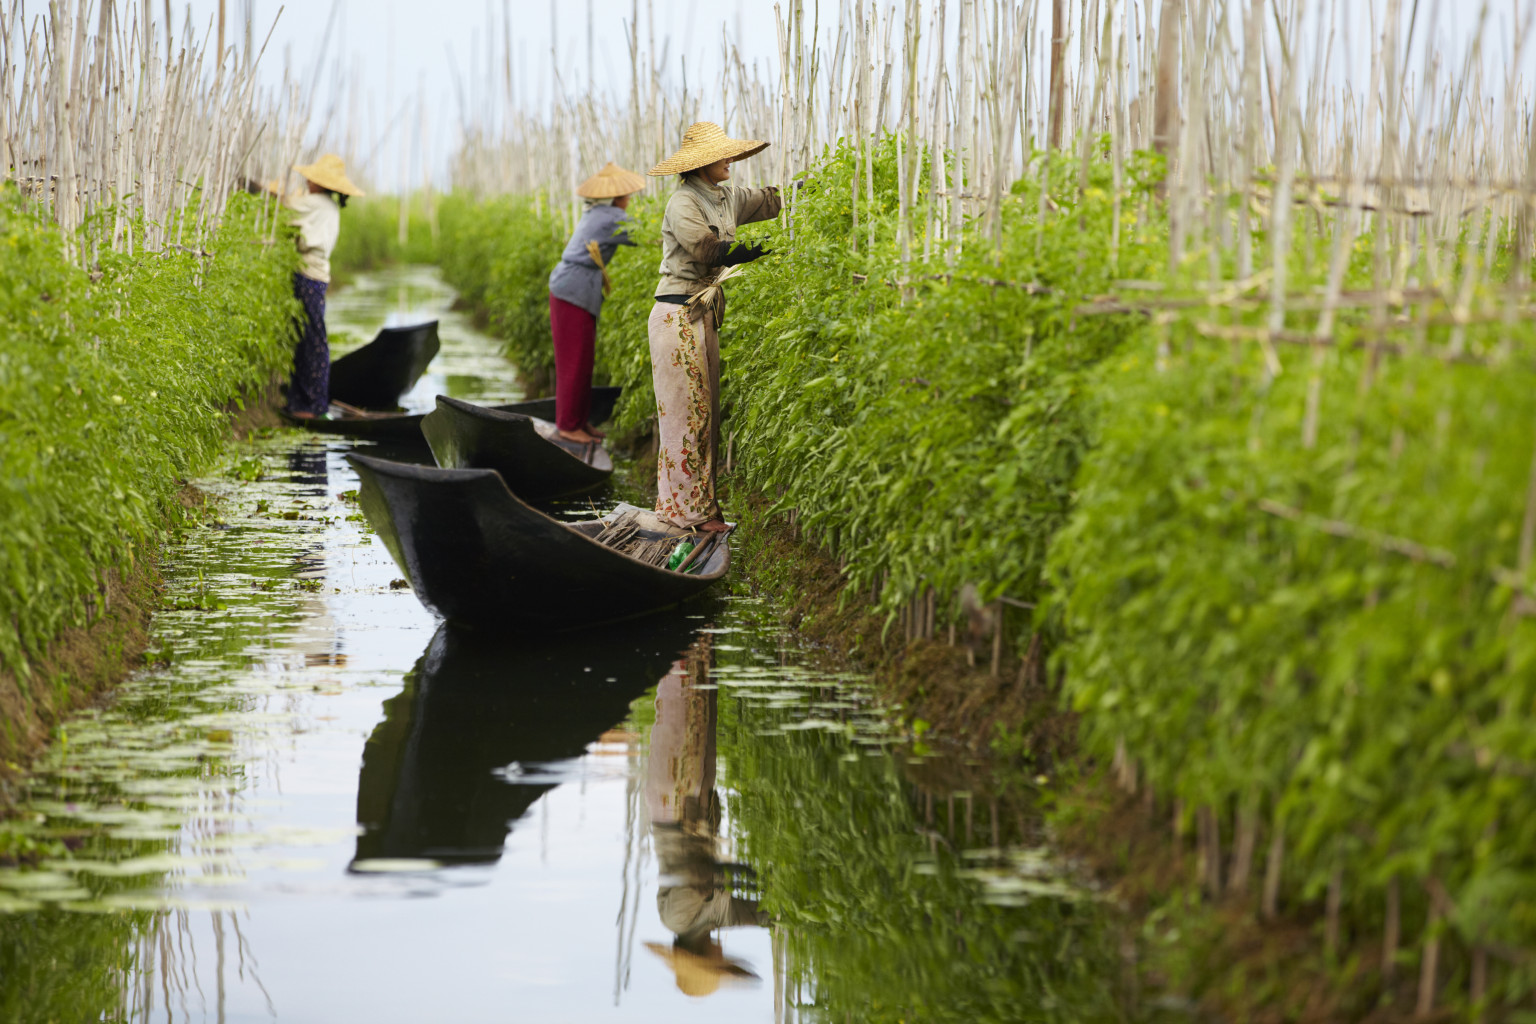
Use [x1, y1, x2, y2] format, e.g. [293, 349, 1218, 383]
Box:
[421, 394, 613, 502]
[496, 385, 622, 429]
[328, 320, 441, 410]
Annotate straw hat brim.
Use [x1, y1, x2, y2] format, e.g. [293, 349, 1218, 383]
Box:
[578, 163, 647, 198]
[648, 135, 770, 176]
[293, 159, 365, 197]
[642, 942, 757, 998]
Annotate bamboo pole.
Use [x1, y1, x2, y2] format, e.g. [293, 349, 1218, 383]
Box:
[1152, 0, 1181, 156]
[1383, 875, 1401, 981]
[1261, 809, 1284, 920]
[1047, 0, 1065, 150]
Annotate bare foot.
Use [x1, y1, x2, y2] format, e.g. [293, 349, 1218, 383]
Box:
[583, 422, 608, 439]
[697, 519, 731, 534]
[288, 410, 317, 420]
[557, 428, 601, 444]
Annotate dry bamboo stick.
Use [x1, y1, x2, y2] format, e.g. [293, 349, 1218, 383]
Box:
[1254, 498, 1457, 567]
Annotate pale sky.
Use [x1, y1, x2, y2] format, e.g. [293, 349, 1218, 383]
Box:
[169, 0, 1529, 192]
[180, 0, 782, 189]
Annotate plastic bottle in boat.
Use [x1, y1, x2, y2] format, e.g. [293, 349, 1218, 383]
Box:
[665, 538, 696, 570]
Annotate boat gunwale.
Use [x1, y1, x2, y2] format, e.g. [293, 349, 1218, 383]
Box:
[427, 394, 615, 475]
[284, 386, 624, 439]
[344, 452, 730, 582]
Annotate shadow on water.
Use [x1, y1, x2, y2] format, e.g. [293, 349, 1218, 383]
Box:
[352, 610, 703, 869]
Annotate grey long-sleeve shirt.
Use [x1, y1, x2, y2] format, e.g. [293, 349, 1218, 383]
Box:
[547, 203, 635, 318]
[654, 177, 781, 299]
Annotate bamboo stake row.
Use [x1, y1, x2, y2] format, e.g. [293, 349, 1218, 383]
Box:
[450, 0, 1156, 241]
[2, 0, 348, 265]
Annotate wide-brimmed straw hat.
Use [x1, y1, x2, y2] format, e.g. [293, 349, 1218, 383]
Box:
[648, 122, 769, 176]
[578, 162, 646, 198]
[643, 941, 757, 998]
[293, 154, 365, 197]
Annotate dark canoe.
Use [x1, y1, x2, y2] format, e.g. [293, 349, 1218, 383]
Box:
[351, 614, 698, 868]
[420, 394, 612, 501]
[347, 452, 727, 627]
[328, 320, 442, 410]
[285, 385, 624, 442]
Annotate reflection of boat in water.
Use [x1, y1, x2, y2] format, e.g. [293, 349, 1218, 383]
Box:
[351, 612, 700, 868]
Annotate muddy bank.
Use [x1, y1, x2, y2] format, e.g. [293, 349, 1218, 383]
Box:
[0, 561, 160, 809]
[720, 488, 1070, 765]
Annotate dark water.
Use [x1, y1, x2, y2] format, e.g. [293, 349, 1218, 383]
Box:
[0, 267, 1135, 1023]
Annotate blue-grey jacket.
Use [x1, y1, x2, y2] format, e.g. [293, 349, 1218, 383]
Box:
[547, 204, 635, 318]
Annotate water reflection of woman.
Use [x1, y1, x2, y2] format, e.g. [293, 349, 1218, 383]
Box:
[643, 637, 765, 997]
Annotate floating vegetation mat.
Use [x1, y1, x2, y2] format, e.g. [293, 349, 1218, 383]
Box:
[0, 434, 406, 920]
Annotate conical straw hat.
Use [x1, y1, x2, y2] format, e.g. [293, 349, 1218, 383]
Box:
[293, 153, 365, 197]
[578, 162, 646, 198]
[648, 122, 769, 176]
[642, 941, 757, 998]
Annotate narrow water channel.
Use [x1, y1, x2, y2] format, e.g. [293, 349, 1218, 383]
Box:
[0, 267, 1138, 1023]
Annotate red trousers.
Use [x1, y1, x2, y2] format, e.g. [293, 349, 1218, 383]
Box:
[549, 294, 597, 431]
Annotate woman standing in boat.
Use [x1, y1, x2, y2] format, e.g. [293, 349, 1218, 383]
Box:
[647, 123, 781, 533]
[547, 163, 645, 444]
[282, 154, 364, 420]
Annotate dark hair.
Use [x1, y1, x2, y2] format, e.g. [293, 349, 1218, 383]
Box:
[328, 190, 349, 209]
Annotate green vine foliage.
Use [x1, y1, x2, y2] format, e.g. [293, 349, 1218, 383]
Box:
[1049, 237, 1536, 997]
[722, 141, 1164, 620]
[436, 193, 566, 391]
[329, 192, 440, 284]
[0, 190, 298, 678]
[438, 140, 1536, 1004]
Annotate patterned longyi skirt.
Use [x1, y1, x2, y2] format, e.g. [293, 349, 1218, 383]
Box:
[647, 301, 721, 528]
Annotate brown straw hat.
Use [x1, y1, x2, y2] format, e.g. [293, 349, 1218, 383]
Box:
[643, 941, 757, 997]
[578, 162, 646, 198]
[647, 122, 769, 176]
[293, 154, 365, 197]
